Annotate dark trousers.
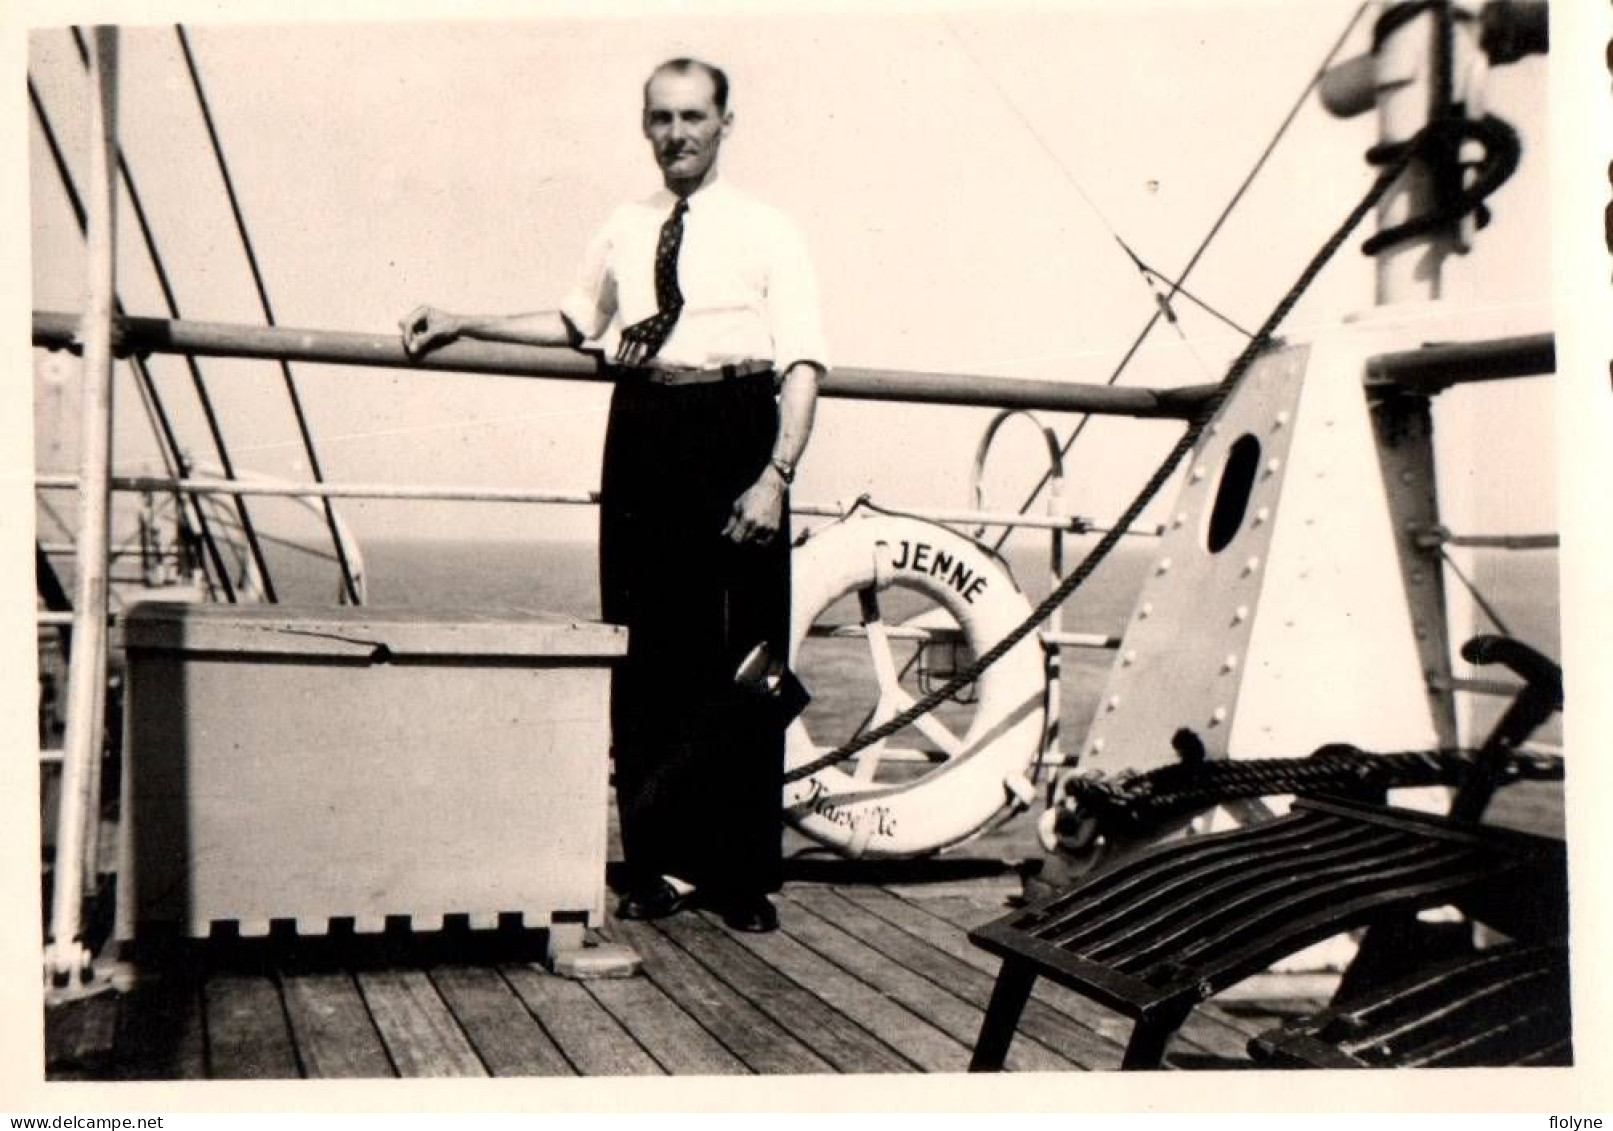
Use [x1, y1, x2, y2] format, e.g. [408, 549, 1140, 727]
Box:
[599, 372, 788, 900]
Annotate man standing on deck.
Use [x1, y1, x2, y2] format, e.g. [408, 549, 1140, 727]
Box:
[400, 57, 826, 933]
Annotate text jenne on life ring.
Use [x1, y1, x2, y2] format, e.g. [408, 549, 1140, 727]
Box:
[890, 540, 990, 604]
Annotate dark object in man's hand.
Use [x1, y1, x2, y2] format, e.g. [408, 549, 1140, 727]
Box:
[734, 642, 810, 728]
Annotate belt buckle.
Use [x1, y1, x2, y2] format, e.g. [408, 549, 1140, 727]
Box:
[642, 361, 767, 385]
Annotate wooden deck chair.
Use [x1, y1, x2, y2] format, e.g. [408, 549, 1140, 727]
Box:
[967, 635, 1567, 1071]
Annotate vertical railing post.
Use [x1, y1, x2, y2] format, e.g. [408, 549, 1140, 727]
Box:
[45, 26, 119, 988]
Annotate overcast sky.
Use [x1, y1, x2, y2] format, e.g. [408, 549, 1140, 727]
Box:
[24, 0, 1555, 550]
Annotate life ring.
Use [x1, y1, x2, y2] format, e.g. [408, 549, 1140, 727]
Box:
[785, 511, 1047, 857]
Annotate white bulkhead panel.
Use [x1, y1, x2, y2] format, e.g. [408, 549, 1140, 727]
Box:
[1081, 319, 1454, 779]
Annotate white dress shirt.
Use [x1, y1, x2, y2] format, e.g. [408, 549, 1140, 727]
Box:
[560, 176, 829, 374]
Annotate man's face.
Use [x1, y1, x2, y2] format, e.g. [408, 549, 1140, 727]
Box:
[642, 69, 731, 186]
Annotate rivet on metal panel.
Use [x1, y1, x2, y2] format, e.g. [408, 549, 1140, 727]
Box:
[1190, 466, 1207, 483]
[1156, 557, 1173, 575]
[1243, 556, 1262, 576]
[1173, 512, 1188, 529]
[1221, 654, 1239, 673]
[1209, 706, 1228, 726]
[1139, 602, 1154, 619]
[1410, 569, 1424, 584]
[1400, 470, 1417, 485]
[1252, 507, 1270, 527]
[1106, 696, 1121, 712]
[1122, 649, 1138, 666]
[1232, 605, 1250, 624]
[1274, 411, 1290, 429]
[1264, 458, 1282, 477]
[1091, 737, 1106, 754]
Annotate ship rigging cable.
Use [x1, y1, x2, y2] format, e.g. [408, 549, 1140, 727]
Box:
[175, 25, 362, 606]
[785, 153, 1411, 784]
[985, 1, 1371, 556]
[788, 1, 1526, 786]
[64, 26, 273, 602]
[28, 73, 237, 602]
[940, 14, 1244, 371]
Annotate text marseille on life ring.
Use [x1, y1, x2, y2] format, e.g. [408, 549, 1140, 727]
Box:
[785, 512, 1046, 858]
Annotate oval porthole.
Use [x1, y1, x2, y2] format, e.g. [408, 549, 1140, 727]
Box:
[1205, 434, 1261, 554]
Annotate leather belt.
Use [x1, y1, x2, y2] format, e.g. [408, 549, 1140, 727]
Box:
[633, 359, 774, 386]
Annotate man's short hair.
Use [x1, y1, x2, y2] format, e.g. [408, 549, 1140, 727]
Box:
[644, 57, 730, 113]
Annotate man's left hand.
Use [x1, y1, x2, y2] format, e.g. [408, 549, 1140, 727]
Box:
[723, 472, 785, 544]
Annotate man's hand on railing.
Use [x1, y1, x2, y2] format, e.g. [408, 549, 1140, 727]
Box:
[399, 305, 461, 358]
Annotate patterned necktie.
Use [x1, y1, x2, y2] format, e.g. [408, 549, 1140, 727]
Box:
[616, 197, 689, 366]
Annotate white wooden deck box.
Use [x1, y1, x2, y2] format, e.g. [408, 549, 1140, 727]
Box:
[116, 603, 626, 948]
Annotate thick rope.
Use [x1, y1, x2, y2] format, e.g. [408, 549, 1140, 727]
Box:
[1059, 743, 1563, 832]
[1360, 2, 1521, 256]
[784, 153, 1414, 786]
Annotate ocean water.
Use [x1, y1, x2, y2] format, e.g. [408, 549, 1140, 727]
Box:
[286, 533, 1558, 641]
[165, 526, 1566, 841]
[261, 529, 1561, 748]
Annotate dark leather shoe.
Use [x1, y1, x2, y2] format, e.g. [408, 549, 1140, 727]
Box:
[616, 879, 695, 921]
[717, 894, 779, 933]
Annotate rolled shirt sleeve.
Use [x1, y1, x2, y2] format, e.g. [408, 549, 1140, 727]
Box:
[765, 219, 829, 375]
[559, 217, 619, 343]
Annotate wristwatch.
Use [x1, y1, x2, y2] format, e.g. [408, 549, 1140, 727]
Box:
[768, 456, 796, 485]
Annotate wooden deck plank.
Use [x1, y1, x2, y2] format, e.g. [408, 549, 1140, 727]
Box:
[357, 969, 486, 1077]
[657, 911, 917, 1074]
[791, 887, 1124, 1070]
[110, 974, 207, 1080]
[501, 964, 663, 1076]
[204, 973, 302, 1079]
[609, 916, 834, 1075]
[917, 888, 1273, 1060]
[45, 994, 120, 1079]
[774, 890, 1076, 1072]
[911, 889, 1259, 1064]
[584, 973, 750, 1075]
[871, 888, 1140, 1046]
[724, 912, 970, 1073]
[280, 971, 395, 1079]
[430, 965, 574, 1077]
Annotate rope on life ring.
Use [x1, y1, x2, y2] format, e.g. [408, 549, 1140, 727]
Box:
[785, 511, 1047, 858]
